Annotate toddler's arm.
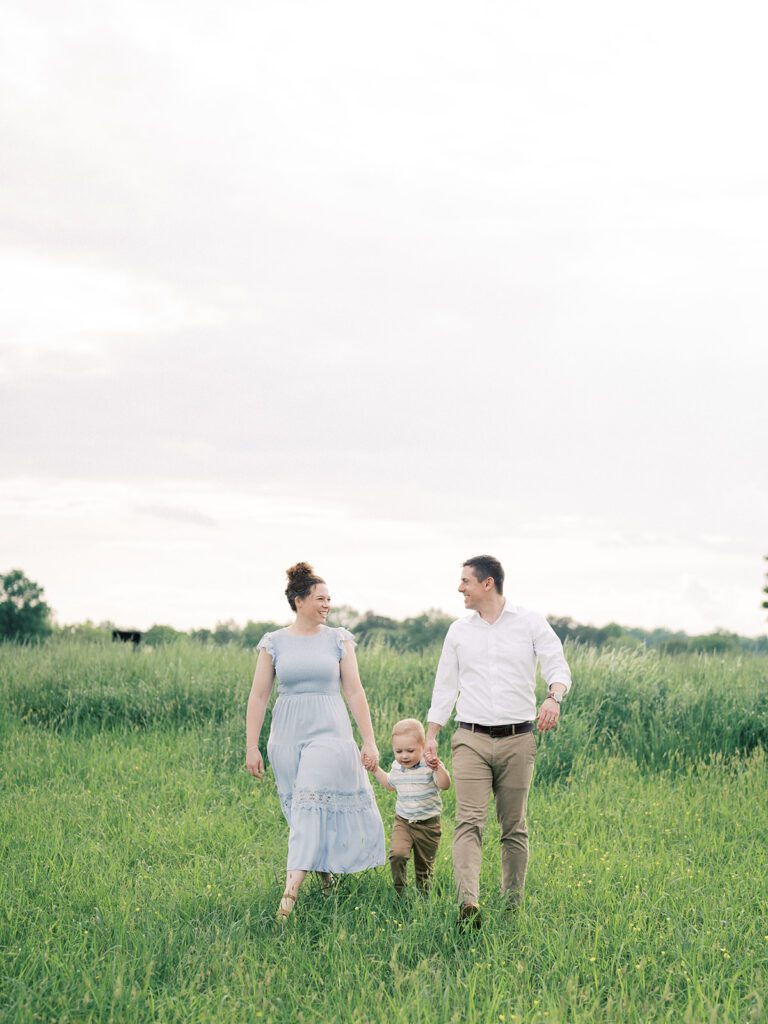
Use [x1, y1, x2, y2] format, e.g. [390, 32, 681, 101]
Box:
[433, 758, 451, 791]
[368, 764, 395, 791]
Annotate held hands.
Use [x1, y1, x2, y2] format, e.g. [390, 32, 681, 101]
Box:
[360, 740, 379, 772]
[423, 737, 439, 770]
[246, 749, 265, 779]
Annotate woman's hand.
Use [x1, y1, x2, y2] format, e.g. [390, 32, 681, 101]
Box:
[360, 741, 379, 772]
[246, 748, 265, 779]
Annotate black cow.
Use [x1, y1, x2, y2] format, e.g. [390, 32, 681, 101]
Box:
[112, 629, 142, 649]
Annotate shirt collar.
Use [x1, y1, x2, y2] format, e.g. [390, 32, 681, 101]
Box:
[471, 598, 517, 623]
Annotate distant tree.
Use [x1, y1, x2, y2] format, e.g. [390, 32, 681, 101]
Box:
[0, 569, 53, 642]
[242, 620, 283, 648]
[763, 555, 768, 617]
[548, 617, 579, 644]
[354, 612, 399, 646]
[190, 627, 212, 644]
[658, 636, 691, 655]
[350, 608, 452, 651]
[56, 619, 114, 643]
[689, 631, 742, 654]
[144, 624, 184, 646]
[212, 620, 243, 645]
[326, 605, 362, 629]
[395, 611, 452, 650]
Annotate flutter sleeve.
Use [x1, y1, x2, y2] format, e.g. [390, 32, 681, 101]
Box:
[335, 626, 357, 659]
[256, 632, 274, 657]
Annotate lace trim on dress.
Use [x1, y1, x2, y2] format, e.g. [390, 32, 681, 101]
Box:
[280, 788, 375, 815]
[335, 626, 356, 659]
[256, 632, 274, 656]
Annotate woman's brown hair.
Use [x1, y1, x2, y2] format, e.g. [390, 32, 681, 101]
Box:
[285, 562, 325, 611]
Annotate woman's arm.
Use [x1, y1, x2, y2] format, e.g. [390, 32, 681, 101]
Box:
[245, 649, 275, 778]
[340, 641, 379, 770]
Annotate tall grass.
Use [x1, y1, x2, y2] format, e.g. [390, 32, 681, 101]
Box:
[2, 642, 767, 1022]
[1, 640, 765, 776]
[0, 641, 245, 730]
[1, 724, 766, 1024]
[533, 645, 768, 781]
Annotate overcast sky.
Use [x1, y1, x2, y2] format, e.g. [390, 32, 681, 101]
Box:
[2, 0, 767, 635]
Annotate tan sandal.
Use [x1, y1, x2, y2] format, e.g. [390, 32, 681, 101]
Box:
[275, 892, 297, 924]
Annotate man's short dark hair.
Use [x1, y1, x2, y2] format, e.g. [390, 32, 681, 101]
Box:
[463, 555, 505, 594]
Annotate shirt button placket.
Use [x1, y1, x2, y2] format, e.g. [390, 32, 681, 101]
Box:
[488, 631, 498, 723]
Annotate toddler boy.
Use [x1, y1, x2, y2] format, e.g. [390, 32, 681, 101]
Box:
[368, 718, 451, 894]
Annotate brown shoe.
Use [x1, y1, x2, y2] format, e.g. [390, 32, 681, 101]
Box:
[317, 872, 336, 897]
[458, 903, 482, 930]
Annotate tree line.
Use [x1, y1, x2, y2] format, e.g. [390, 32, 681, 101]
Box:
[2, 568, 768, 654]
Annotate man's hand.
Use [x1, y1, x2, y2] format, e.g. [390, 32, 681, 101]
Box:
[536, 697, 560, 733]
[423, 738, 439, 769]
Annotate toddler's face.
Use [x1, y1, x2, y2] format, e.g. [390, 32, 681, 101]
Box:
[392, 732, 424, 768]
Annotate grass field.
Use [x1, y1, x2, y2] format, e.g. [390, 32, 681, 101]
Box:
[2, 641, 767, 1023]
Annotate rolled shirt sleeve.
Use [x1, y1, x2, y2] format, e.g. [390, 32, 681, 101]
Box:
[531, 614, 572, 693]
[427, 625, 460, 726]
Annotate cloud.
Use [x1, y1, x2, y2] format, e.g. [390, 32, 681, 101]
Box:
[136, 505, 219, 529]
[2, 1, 767, 635]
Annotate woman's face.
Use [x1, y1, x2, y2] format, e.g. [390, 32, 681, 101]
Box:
[296, 583, 331, 625]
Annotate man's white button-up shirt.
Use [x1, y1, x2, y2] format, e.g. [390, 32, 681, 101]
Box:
[427, 601, 572, 727]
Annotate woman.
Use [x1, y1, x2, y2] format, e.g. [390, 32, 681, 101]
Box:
[246, 562, 385, 922]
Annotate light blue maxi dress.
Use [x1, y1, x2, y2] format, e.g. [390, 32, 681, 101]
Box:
[258, 626, 385, 873]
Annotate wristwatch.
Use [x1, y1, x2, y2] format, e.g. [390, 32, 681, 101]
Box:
[546, 690, 563, 704]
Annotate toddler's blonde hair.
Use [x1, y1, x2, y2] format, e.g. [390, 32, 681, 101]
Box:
[391, 718, 426, 743]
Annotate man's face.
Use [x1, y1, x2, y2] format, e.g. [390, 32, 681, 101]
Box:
[458, 566, 490, 609]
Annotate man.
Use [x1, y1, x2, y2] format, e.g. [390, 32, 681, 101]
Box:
[424, 555, 571, 926]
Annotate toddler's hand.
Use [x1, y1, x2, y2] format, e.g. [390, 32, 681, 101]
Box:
[423, 743, 439, 770]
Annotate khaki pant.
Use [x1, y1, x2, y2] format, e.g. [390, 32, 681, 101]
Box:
[451, 727, 537, 907]
[389, 814, 442, 893]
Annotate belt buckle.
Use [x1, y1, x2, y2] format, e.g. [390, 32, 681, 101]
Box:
[494, 723, 518, 738]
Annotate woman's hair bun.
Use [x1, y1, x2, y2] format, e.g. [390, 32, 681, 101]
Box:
[286, 561, 316, 582]
[284, 562, 325, 611]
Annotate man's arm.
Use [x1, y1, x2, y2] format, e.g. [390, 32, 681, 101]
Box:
[424, 627, 459, 767]
[532, 615, 571, 732]
[424, 721, 441, 769]
[532, 616, 572, 693]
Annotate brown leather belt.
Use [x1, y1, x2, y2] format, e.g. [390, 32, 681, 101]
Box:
[459, 721, 534, 738]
